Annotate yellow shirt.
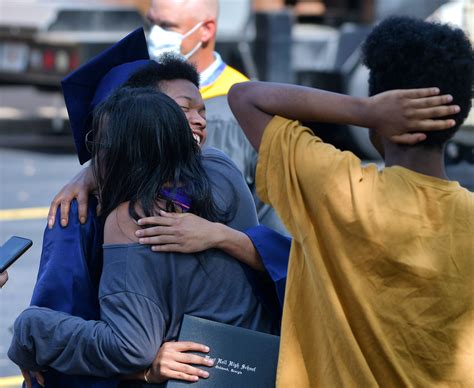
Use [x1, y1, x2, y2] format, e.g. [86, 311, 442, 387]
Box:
[256, 116, 474, 387]
[200, 65, 248, 100]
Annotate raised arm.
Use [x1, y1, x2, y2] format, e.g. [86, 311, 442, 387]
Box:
[48, 165, 97, 229]
[228, 81, 459, 151]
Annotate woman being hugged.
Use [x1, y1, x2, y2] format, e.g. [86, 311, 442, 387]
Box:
[95, 87, 225, 244]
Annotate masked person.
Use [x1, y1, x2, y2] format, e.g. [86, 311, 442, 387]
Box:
[148, 19, 204, 61]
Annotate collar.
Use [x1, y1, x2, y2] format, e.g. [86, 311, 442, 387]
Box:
[199, 52, 225, 87]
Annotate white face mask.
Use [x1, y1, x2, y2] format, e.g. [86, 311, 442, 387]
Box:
[148, 21, 203, 60]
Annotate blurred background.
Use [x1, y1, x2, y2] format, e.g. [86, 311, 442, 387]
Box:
[0, 0, 473, 386]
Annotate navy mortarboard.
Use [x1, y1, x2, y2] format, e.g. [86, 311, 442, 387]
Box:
[61, 27, 154, 164]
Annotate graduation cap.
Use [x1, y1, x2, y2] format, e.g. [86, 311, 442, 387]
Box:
[61, 27, 155, 164]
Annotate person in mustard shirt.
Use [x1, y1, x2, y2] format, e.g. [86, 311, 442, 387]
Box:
[228, 16, 473, 387]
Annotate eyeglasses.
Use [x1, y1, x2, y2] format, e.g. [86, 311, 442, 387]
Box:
[156, 194, 191, 214]
[84, 130, 110, 154]
[157, 188, 191, 214]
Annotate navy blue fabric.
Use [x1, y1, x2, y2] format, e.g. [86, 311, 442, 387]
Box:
[27, 197, 118, 388]
[61, 27, 150, 165]
[238, 261, 282, 330]
[90, 59, 154, 110]
[244, 225, 291, 307]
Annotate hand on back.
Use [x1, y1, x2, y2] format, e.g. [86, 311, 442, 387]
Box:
[48, 166, 96, 229]
[135, 211, 221, 253]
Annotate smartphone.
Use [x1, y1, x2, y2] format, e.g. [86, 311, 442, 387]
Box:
[0, 236, 33, 273]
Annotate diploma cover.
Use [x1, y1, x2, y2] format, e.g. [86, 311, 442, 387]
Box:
[167, 315, 279, 387]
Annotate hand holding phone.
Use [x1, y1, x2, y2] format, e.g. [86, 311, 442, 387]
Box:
[0, 271, 8, 288]
[0, 236, 33, 273]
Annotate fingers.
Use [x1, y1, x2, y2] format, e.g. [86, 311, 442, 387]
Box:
[400, 87, 440, 99]
[136, 225, 175, 238]
[174, 353, 214, 367]
[47, 198, 59, 229]
[417, 118, 457, 131]
[160, 369, 200, 382]
[391, 117, 456, 145]
[166, 341, 210, 353]
[390, 133, 427, 146]
[411, 105, 460, 120]
[21, 369, 32, 388]
[408, 94, 453, 109]
[167, 361, 210, 380]
[137, 216, 175, 228]
[59, 200, 71, 228]
[140, 235, 178, 245]
[76, 192, 89, 224]
[147, 341, 212, 383]
[48, 188, 73, 229]
[159, 210, 184, 218]
[33, 371, 45, 387]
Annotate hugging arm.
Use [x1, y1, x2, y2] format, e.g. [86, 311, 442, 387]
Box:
[48, 166, 96, 228]
[8, 290, 164, 377]
[136, 211, 265, 271]
[136, 213, 290, 309]
[228, 82, 460, 151]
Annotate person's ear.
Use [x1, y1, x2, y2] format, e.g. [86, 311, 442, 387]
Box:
[200, 19, 216, 45]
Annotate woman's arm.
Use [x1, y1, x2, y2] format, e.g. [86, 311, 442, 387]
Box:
[136, 211, 265, 271]
[136, 213, 290, 314]
[9, 205, 166, 376]
[8, 291, 164, 377]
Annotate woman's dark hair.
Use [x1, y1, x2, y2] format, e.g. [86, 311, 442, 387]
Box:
[123, 53, 200, 90]
[362, 16, 473, 147]
[90, 87, 225, 222]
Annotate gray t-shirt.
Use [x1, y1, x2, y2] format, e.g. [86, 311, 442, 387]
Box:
[205, 95, 288, 236]
[8, 148, 278, 377]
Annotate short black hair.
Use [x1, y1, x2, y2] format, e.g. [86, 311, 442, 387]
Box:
[123, 53, 200, 90]
[362, 16, 473, 147]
